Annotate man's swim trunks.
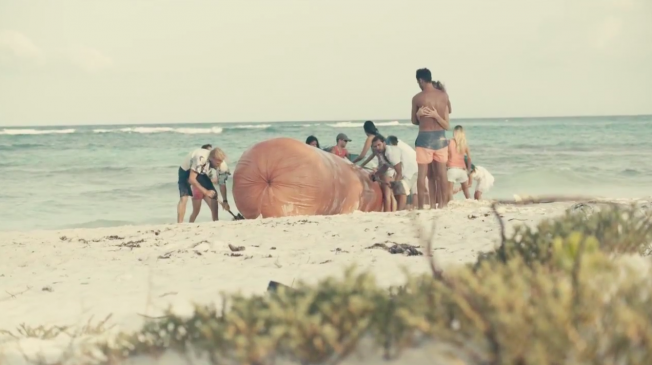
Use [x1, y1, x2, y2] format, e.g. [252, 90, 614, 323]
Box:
[415, 130, 448, 164]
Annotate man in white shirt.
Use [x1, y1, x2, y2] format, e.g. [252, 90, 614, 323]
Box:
[188, 147, 232, 222]
[372, 135, 418, 211]
[386, 135, 422, 208]
[177, 146, 229, 223]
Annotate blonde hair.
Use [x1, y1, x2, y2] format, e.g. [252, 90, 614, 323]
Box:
[432, 80, 447, 93]
[210, 147, 226, 161]
[453, 125, 467, 154]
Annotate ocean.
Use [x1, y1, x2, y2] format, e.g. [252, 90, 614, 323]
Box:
[1, 115, 651, 231]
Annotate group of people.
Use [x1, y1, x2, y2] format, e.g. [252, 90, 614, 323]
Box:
[175, 68, 494, 223]
[305, 68, 494, 211]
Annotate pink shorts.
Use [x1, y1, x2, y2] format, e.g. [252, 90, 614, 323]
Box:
[191, 185, 204, 200]
[415, 146, 448, 165]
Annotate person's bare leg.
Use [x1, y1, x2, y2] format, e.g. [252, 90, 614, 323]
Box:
[189, 198, 202, 223]
[423, 186, 430, 207]
[395, 194, 407, 211]
[461, 181, 471, 199]
[204, 196, 219, 221]
[427, 165, 437, 209]
[408, 194, 417, 210]
[177, 196, 189, 223]
[388, 176, 398, 212]
[382, 175, 392, 212]
[433, 161, 448, 208]
[417, 164, 429, 210]
[474, 190, 483, 200]
[448, 182, 454, 203]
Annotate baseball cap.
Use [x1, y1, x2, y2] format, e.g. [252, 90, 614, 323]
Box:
[336, 133, 352, 142]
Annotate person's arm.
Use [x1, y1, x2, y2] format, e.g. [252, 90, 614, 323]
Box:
[411, 96, 419, 125]
[352, 137, 372, 163]
[392, 163, 403, 183]
[219, 185, 229, 210]
[360, 152, 375, 168]
[467, 171, 475, 188]
[375, 164, 389, 182]
[422, 107, 450, 130]
[215, 170, 231, 210]
[189, 170, 213, 197]
[434, 109, 450, 130]
[465, 147, 472, 171]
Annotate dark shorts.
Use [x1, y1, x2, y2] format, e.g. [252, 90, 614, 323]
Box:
[415, 130, 448, 150]
[391, 179, 410, 196]
[178, 167, 216, 198]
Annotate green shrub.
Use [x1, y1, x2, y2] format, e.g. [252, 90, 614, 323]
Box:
[475, 203, 652, 270]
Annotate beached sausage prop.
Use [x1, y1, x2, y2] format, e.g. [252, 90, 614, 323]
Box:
[233, 137, 383, 219]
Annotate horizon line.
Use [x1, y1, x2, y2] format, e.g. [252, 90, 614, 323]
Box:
[1, 113, 650, 129]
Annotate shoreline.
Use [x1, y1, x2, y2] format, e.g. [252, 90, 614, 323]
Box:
[3, 194, 649, 234]
[1, 197, 650, 363]
[3, 114, 650, 129]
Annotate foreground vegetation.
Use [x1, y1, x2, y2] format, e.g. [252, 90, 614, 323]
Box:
[4, 202, 652, 364]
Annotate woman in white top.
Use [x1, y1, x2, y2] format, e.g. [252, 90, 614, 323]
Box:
[453, 163, 495, 200]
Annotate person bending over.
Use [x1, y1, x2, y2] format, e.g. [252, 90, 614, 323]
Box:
[386, 135, 422, 209]
[453, 163, 495, 200]
[361, 135, 396, 212]
[177, 146, 227, 223]
[190, 160, 231, 222]
[372, 135, 419, 211]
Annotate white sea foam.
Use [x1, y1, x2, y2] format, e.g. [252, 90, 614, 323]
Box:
[228, 124, 271, 129]
[92, 127, 224, 134]
[0, 128, 76, 135]
[90, 125, 273, 134]
[329, 121, 408, 128]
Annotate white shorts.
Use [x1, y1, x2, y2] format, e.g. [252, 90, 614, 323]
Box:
[409, 173, 418, 195]
[447, 167, 468, 184]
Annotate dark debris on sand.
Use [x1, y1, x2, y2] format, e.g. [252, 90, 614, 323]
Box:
[366, 242, 423, 256]
[228, 244, 245, 252]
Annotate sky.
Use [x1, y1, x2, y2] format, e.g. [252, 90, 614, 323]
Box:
[0, 0, 651, 127]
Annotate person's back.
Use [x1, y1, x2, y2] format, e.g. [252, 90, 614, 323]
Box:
[180, 148, 210, 174]
[413, 89, 449, 132]
[473, 165, 494, 184]
[447, 139, 466, 169]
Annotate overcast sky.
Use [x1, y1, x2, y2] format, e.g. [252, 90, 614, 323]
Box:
[0, 0, 650, 126]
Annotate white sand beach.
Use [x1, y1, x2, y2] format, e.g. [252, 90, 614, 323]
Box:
[0, 198, 648, 364]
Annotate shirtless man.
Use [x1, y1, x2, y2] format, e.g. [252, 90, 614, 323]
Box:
[411, 68, 450, 209]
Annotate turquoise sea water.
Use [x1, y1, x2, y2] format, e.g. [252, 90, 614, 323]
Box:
[1, 115, 651, 231]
